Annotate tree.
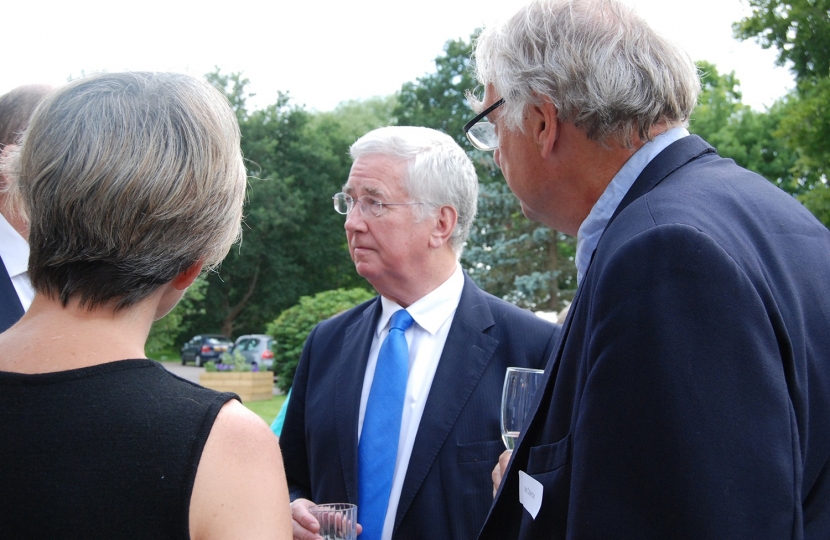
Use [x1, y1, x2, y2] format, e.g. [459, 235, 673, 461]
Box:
[183, 71, 372, 340]
[396, 35, 576, 310]
[733, 0, 830, 83]
[689, 61, 798, 191]
[396, 37, 481, 148]
[146, 275, 208, 356]
[734, 0, 830, 225]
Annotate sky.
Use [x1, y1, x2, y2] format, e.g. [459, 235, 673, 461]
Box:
[3, 0, 794, 113]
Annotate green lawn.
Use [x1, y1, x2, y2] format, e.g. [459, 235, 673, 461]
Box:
[243, 394, 288, 425]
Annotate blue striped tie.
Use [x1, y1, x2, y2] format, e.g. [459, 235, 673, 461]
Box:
[358, 309, 414, 540]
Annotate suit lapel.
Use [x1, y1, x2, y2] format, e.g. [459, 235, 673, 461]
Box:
[335, 298, 382, 504]
[394, 275, 499, 530]
[0, 256, 25, 333]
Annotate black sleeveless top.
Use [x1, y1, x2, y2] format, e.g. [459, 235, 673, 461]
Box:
[0, 359, 237, 539]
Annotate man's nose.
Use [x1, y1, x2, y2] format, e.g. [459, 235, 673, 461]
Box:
[344, 206, 367, 231]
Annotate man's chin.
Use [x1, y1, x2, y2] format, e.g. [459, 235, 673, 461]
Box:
[353, 261, 378, 281]
[520, 202, 544, 224]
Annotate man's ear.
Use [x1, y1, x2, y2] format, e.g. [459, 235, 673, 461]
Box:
[529, 98, 559, 160]
[171, 261, 204, 291]
[429, 205, 458, 249]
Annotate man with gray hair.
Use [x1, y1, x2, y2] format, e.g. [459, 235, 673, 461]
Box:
[0, 84, 52, 332]
[466, 0, 830, 538]
[280, 126, 559, 540]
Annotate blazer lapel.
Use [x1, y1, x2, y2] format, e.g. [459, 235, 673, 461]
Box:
[394, 275, 499, 530]
[578, 136, 716, 287]
[0, 256, 24, 333]
[335, 298, 382, 504]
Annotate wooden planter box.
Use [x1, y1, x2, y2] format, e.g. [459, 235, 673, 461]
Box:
[200, 371, 274, 402]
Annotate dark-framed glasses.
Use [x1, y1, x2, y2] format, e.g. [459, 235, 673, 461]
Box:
[332, 192, 423, 218]
[463, 98, 504, 151]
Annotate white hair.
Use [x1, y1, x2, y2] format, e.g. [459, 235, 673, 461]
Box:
[350, 126, 478, 256]
[472, 0, 700, 147]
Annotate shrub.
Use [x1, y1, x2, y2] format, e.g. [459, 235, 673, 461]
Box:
[266, 287, 374, 390]
[204, 350, 254, 372]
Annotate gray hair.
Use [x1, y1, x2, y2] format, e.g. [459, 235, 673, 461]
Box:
[472, 0, 700, 146]
[10, 71, 246, 310]
[349, 126, 478, 257]
[0, 84, 53, 150]
[0, 84, 52, 219]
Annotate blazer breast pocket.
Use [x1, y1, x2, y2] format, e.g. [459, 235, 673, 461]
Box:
[526, 433, 571, 475]
[519, 434, 572, 537]
[457, 439, 504, 464]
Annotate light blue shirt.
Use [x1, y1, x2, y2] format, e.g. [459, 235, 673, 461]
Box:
[575, 127, 689, 284]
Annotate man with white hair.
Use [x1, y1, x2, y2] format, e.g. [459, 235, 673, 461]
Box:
[466, 0, 830, 538]
[280, 126, 559, 540]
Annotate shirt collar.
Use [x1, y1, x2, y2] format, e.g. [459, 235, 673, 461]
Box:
[377, 264, 465, 336]
[574, 127, 689, 284]
[0, 211, 29, 277]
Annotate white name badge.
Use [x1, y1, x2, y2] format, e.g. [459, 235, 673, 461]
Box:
[519, 470, 543, 519]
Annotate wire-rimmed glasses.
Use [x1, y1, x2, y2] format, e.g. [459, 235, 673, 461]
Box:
[333, 192, 423, 218]
[463, 98, 505, 151]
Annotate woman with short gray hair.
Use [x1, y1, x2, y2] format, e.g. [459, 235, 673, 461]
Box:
[0, 72, 291, 540]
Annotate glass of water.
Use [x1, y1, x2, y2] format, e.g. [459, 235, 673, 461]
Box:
[308, 503, 357, 540]
[500, 367, 544, 449]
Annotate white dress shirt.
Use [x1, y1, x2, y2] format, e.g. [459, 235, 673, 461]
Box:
[358, 263, 465, 540]
[575, 127, 689, 285]
[0, 211, 33, 311]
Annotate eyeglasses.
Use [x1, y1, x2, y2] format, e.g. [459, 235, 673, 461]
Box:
[332, 192, 423, 218]
[463, 98, 505, 151]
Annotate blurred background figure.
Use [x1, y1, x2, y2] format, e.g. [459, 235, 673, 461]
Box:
[0, 84, 52, 332]
[0, 72, 291, 540]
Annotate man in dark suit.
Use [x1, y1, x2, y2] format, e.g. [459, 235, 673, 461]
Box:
[280, 126, 559, 540]
[0, 84, 52, 332]
[465, 0, 830, 539]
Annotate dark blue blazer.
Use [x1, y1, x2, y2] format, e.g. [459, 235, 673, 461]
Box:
[0, 256, 24, 333]
[478, 136, 830, 540]
[280, 273, 560, 540]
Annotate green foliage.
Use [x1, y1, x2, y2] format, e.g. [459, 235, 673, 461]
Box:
[733, 1, 830, 226]
[204, 350, 253, 372]
[396, 36, 481, 148]
[799, 183, 830, 225]
[313, 95, 399, 145]
[146, 275, 208, 356]
[182, 71, 377, 340]
[205, 70, 253, 122]
[689, 61, 799, 191]
[219, 349, 254, 371]
[395, 34, 576, 310]
[266, 288, 375, 390]
[734, 0, 830, 82]
[778, 78, 830, 187]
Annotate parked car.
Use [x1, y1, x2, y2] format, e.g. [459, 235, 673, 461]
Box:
[180, 334, 233, 367]
[232, 334, 275, 370]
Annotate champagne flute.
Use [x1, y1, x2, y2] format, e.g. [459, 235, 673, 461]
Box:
[500, 367, 544, 449]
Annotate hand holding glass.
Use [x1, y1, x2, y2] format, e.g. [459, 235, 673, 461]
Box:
[501, 367, 544, 450]
[308, 503, 357, 540]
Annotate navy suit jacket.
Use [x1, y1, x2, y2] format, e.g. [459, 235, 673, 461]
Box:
[280, 273, 560, 540]
[479, 136, 830, 540]
[0, 255, 24, 333]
